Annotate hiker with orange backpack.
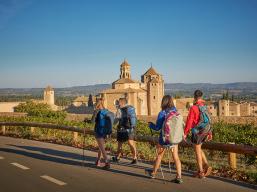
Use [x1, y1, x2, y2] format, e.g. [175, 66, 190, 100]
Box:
[184, 90, 212, 178]
[146, 95, 184, 184]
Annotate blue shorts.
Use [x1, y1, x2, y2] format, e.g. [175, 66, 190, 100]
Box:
[94, 132, 107, 139]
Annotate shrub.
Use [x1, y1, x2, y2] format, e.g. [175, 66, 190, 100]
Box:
[14, 101, 67, 120]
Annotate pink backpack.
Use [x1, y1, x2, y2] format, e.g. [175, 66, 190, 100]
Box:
[161, 111, 184, 145]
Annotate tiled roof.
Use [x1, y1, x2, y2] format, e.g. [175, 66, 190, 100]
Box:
[102, 87, 146, 94]
[113, 78, 137, 84]
[250, 102, 257, 106]
[143, 67, 159, 76]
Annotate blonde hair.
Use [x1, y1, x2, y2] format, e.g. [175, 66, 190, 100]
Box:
[95, 98, 105, 110]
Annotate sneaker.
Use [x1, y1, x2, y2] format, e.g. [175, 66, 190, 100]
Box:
[171, 177, 183, 184]
[198, 171, 206, 179]
[112, 156, 120, 163]
[193, 170, 205, 179]
[145, 169, 156, 179]
[130, 159, 138, 165]
[102, 162, 110, 170]
[204, 166, 212, 177]
[95, 159, 102, 167]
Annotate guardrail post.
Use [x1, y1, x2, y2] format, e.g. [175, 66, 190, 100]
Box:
[30, 127, 35, 134]
[1, 125, 6, 135]
[228, 142, 237, 169]
[73, 132, 78, 143]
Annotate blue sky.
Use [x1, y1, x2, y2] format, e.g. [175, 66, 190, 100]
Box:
[0, 0, 257, 88]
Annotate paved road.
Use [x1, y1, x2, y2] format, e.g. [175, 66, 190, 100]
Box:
[0, 136, 256, 192]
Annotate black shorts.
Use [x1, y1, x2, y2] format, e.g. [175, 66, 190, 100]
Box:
[117, 128, 135, 142]
[191, 133, 208, 145]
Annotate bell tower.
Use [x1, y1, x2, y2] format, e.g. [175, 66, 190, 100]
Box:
[120, 59, 131, 79]
[44, 86, 55, 106]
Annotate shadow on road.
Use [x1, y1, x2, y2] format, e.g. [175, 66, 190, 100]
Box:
[9, 144, 91, 162]
[0, 146, 150, 181]
[0, 145, 256, 190]
[8, 144, 192, 177]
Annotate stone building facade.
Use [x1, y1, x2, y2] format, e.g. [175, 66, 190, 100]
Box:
[218, 99, 230, 116]
[240, 102, 251, 116]
[229, 102, 241, 116]
[44, 86, 55, 106]
[0, 102, 23, 112]
[208, 103, 218, 117]
[208, 99, 257, 117]
[100, 60, 164, 116]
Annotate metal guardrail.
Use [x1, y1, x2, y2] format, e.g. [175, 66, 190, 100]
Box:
[0, 121, 257, 169]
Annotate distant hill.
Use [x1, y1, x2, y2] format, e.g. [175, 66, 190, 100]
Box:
[165, 82, 257, 91]
[0, 84, 111, 97]
[165, 82, 257, 97]
[0, 82, 256, 99]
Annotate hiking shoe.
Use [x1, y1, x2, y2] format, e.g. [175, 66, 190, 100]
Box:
[196, 171, 206, 179]
[145, 169, 156, 179]
[112, 156, 120, 163]
[102, 162, 110, 170]
[204, 166, 212, 177]
[95, 159, 102, 167]
[171, 177, 183, 184]
[130, 159, 138, 165]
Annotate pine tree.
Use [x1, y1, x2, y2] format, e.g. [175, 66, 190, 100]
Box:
[88, 94, 94, 107]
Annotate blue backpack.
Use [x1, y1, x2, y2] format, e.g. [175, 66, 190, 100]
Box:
[119, 105, 137, 129]
[192, 105, 212, 135]
[95, 109, 114, 135]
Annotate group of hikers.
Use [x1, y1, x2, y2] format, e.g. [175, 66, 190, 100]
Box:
[90, 90, 213, 184]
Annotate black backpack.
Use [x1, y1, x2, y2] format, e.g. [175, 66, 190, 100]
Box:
[119, 106, 131, 129]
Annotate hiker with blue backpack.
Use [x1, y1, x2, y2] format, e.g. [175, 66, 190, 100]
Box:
[112, 98, 138, 164]
[91, 98, 114, 169]
[184, 90, 212, 179]
[146, 95, 184, 184]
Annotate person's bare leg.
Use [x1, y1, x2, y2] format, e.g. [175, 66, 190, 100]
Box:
[201, 150, 208, 167]
[201, 149, 212, 176]
[128, 139, 137, 159]
[152, 145, 165, 175]
[116, 142, 123, 159]
[97, 150, 101, 160]
[172, 145, 182, 178]
[194, 144, 203, 172]
[96, 138, 108, 162]
[95, 137, 102, 161]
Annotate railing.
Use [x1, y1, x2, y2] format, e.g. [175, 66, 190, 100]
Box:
[1, 121, 257, 170]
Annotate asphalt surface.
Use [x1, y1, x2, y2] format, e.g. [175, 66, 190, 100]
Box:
[0, 136, 256, 192]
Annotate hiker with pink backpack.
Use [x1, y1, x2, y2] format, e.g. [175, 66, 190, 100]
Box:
[146, 95, 184, 184]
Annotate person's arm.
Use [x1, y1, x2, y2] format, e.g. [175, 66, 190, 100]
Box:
[184, 107, 195, 137]
[114, 108, 121, 125]
[91, 110, 98, 124]
[149, 112, 164, 131]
